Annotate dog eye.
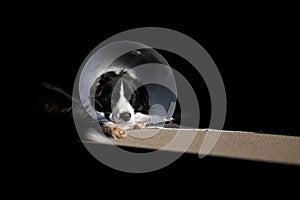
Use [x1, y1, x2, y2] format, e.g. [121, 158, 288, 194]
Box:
[130, 95, 136, 101]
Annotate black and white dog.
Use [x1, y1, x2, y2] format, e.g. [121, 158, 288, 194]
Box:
[41, 48, 174, 139]
[90, 69, 151, 139]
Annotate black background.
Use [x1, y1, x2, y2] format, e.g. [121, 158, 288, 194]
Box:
[19, 1, 300, 187]
[23, 1, 299, 135]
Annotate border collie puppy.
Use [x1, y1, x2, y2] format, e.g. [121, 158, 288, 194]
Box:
[87, 48, 171, 139]
[90, 69, 150, 139]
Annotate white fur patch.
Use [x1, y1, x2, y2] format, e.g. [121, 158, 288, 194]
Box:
[111, 81, 135, 124]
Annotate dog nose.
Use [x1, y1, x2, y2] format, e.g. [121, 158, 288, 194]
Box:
[119, 112, 131, 122]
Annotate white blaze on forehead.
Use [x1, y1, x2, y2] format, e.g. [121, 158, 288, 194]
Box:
[120, 81, 124, 98]
[112, 81, 135, 124]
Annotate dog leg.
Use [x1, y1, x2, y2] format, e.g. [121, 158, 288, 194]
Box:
[102, 124, 128, 139]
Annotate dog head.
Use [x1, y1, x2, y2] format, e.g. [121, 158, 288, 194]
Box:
[92, 70, 149, 124]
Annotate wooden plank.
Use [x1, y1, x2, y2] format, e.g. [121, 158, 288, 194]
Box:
[84, 128, 300, 165]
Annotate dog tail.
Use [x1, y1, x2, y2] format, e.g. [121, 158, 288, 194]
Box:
[41, 82, 75, 101]
[38, 82, 93, 122]
[38, 82, 73, 115]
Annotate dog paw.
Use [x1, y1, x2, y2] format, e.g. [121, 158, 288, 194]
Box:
[104, 126, 127, 139]
[133, 123, 146, 130]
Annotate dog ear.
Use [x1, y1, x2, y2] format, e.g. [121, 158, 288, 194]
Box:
[100, 71, 117, 81]
[95, 82, 103, 97]
[90, 77, 102, 98]
[38, 82, 73, 116]
[134, 85, 150, 114]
